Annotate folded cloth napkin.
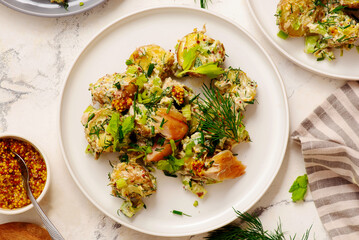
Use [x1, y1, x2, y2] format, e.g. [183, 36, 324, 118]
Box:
[292, 82, 359, 240]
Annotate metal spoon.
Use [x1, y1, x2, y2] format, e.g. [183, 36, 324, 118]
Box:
[12, 151, 65, 240]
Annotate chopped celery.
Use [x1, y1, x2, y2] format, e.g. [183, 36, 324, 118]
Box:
[185, 141, 195, 157]
[292, 20, 301, 31]
[182, 104, 192, 121]
[85, 144, 93, 154]
[84, 105, 94, 113]
[277, 30, 289, 40]
[116, 178, 127, 188]
[153, 77, 162, 87]
[135, 74, 148, 88]
[139, 109, 148, 125]
[126, 65, 138, 74]
[170, 139, 176, 153]
[305, 35, 320, 53]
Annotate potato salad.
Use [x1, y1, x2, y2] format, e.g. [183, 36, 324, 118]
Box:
[81, 27, 257, 218]
[276, 0, 359, 60]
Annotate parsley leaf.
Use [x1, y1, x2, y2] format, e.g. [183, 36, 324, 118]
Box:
[289, 174, 308, 202]
[106, 114, 134, 150]
[106, 112, 121, 149]
[182, 45, 200, 71]
[121, 116, 135, 136]
[157, 155, 184, 174]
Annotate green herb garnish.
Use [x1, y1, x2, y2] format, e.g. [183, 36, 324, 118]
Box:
[114, 82, 121, 90]
[144, 87, 171, 109]
[160, 118, 167, 128]
[277, 30, 289, 40]
[199, 0, 210, 8]
[206, 209, 312, 240]
[85, 113, 95, 128]
[289, 174, 308, 202]
[89, 125, 104, 139]
[189, 94, 200, 104]
[194, 84, 246, 143]
[166, 101, 172, 114]
[125, 59, 133, 65]
[147, 63, 155, 77]
[119, 154, 129, 163]
[157, 137, 166, 146]
[330, 5, 346, 13]
[109, 160, 114, 168]
[171, 210, 191, 217]
[314, 0, 325, 7]
[62, 2, 69, 10]
[157, 155, 184, 174]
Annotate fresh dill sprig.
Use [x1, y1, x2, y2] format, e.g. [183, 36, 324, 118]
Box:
[195, 0, 211, 9]
[201, 0, 207, 8]
[194, 84, 245, 143]
[206, 209, 313, 240]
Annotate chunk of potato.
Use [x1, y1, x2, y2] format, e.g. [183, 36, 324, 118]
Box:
[127, 44, 175, 80]
[277, 0, 323, 37]
[176, 27, 225, 77]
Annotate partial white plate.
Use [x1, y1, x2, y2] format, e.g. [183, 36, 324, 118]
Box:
[247, 0, 359, 80]
[58, 6, 289, 237]
[0, 0, 105, 17]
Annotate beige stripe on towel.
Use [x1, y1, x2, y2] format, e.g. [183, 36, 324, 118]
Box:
[292, 82, 359, 240]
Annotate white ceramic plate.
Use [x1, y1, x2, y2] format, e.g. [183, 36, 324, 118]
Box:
[0, 0, 105, 17]
[247, 0, 359, 80]
[58, 6, 289, 237]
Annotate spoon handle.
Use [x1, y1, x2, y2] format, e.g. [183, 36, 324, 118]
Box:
[26, 187, 65, 240]
[12, 151, 65, 240]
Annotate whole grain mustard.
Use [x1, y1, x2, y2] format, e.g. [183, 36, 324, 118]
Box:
[0, 138, 47, 210]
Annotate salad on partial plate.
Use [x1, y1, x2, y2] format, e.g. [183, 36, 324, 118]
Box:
[276, 0, 359, 61]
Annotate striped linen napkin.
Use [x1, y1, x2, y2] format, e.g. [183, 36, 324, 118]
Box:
[292, 82, 359, 240]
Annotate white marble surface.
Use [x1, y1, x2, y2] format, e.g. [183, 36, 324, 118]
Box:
[0, 0, 347, 239]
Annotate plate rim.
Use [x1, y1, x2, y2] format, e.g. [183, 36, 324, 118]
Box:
[246, 0, 359, 80]
[57, 5, 290, 236]
[0, 0, 106, 17]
